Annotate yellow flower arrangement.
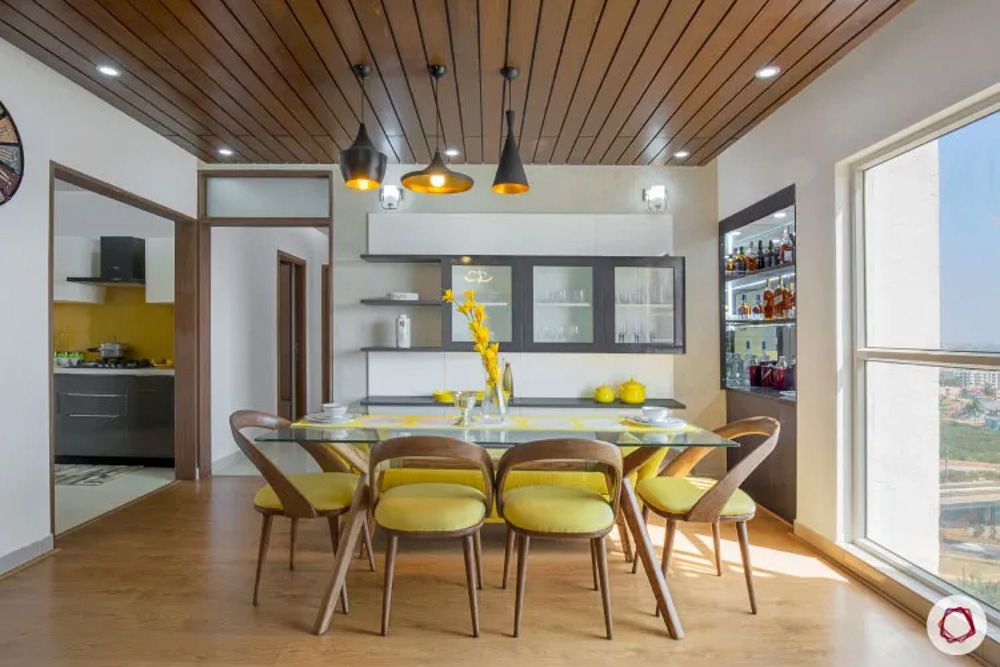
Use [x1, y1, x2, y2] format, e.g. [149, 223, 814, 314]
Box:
[444, 288, 501, 388]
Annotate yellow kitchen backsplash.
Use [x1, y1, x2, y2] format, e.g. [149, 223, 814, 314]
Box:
[53, 287, 174, 361]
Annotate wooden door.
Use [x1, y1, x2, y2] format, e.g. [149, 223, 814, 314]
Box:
[321, 264, 330, 403]
[277, 252, 307, 420]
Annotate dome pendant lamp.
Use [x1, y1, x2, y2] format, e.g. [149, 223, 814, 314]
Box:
[401, 65, 474, 195]
[340, 64, 387, 191]
[492, 66, 529, 195]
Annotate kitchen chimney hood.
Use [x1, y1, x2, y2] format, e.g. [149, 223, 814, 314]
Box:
[67, 236, 146, 287]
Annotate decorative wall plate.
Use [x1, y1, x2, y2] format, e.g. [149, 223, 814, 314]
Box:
[0, 101, 24, 206]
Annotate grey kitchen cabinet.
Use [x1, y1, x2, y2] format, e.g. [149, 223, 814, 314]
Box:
[55, 373, 174, 462]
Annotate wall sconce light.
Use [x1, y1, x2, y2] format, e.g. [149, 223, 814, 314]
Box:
[643, 184, 668, 213]
[379, 184, 403, 210]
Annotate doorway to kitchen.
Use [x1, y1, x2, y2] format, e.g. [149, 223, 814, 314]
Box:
[48, 164, 200, 537]
[276, 251, 307, 421]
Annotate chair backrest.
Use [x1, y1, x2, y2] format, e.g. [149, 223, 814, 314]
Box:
[685, 417, 781, 523]
[495, 439, 624, 519]
[229, 410, 318, 518]
[369, 436, 495, 516]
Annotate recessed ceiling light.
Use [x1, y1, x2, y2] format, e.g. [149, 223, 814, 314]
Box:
[444, 148, 460, 157]
[755, 64, 780, 80]
[96, 64, 121, 77]
[773, 211, 787, 219]
[673, 150, 690, 159]
[217, 147, 234, 157]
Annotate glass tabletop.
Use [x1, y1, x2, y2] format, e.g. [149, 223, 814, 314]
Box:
[256, 414, 737, 449]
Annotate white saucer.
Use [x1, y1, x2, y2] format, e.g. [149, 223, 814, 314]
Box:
[303, 412, 357, 424]
[624, 415, 685, 429]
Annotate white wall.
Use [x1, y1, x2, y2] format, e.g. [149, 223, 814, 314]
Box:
[210, 226, 329, 466]
[715, 0, 1000, 541]
[54, 186, 175, 238]
[0, 38, 196, 573]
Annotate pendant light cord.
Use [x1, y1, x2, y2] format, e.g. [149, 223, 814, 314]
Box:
[501, 4, 512, 159]
[433, 72, 442, 155]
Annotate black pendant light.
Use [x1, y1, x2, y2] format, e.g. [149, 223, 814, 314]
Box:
[340, 64, 387, 191]
[401, 65, 474, 195]
[492, 65, 529, 195]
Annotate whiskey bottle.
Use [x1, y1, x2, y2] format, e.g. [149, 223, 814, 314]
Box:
[763, 279, 774, 320]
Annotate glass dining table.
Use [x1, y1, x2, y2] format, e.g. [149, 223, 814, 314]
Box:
[257, 413, 738, 639]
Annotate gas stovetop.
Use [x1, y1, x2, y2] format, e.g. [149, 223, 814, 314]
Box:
[77, 359, 152, 369]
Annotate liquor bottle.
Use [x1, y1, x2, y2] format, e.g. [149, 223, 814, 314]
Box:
[757, 241, 765, 271]
[726, 252, 735, 274]
[785, 280, 797, 318]
[773, 277, 785, 318]
[738, 294, 751, 319]
[745, 245, 757, 272]
[781, 229, 795, 264]
[763, 279, 774, 320]
[502, 362, 514, 399]
[745, 340, 759, 386]
[752, 295, 763, 319]
[761, 339, 769, 362]
[734, 247, 743, 273]
[767, 241, 777, 268]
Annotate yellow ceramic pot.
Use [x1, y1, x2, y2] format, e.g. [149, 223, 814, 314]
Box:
[593, 385, 616, 404]
[617, 378, 647, 405]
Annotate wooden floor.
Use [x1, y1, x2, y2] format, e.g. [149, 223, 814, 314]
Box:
[0, 477, 962, 666]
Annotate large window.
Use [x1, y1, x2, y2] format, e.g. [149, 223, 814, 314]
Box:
[856, 106, 1000, 610]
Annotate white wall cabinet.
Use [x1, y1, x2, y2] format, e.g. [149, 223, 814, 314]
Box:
[145, 238, 174, 303]
[53, 237, 103, 303]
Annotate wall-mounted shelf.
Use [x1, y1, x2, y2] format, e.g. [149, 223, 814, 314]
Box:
[361, 346, 443, 352]
[361, 254, 442, 263]
[361, 299, 442, 306]
[724, 318, 796, 327]
[724, 262, 795, 284]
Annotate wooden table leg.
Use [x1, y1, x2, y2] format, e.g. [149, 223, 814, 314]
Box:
[313, 477, 371, 635]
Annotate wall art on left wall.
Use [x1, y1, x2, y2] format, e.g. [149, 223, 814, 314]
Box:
[0, 100, 24, 206]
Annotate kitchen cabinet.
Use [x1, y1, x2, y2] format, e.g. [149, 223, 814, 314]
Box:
[145, 238, 174, 303]
[55, 372, 174, 462]
[443, 258, 520, 350]
[53, 237, 104, 303]
[603, 257, 684, 353]
[523, 259, 599, 351]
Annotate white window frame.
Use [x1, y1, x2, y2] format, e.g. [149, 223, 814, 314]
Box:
[849, 92, 1000, 617]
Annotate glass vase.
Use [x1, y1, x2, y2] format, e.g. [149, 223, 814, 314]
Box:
[479, 382, 508, 423]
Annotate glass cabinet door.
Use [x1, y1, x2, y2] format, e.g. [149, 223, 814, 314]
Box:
[611, 263, 679, 348]
[528, 265, 595, 347]
[448, 263, 514, 345]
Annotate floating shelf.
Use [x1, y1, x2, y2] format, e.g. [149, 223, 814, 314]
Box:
[361, 254, 442, 263]
[725, 318, 796, 327]
[361, 346, 443, 352]
[361, 299, 443, 306]
[724, 262, 795, 284]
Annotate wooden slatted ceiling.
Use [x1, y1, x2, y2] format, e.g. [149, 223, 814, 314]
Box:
[0, 0, 911, 166]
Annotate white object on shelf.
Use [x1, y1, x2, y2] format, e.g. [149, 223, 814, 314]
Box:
[145, 238, 174, 303]
[395, 314, 412, 349]
[53, 237, 104, 303]
[387, 291, 420, 301]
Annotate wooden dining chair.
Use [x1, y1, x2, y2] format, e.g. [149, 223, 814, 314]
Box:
[496, 439, 623, 639]
[229, 410, 361, 610]
[369, 435, 494, 637]
[634, 417, 780, 614]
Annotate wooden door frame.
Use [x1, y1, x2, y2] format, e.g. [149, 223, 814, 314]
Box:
[276, 250, 307, 420]
[321, 264, 331, 403]
[48, 162, 201, 536]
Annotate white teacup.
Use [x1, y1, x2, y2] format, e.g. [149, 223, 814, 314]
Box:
[641, 406, 669, 422]
[322, 403, 348, 419]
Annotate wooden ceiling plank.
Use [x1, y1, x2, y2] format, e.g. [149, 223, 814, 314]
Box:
[632, 0, 770, 165]
[216, 0, 350, 151]
[324, 0, 428, 163]
[503, 0, 542, 141]
[387, 134, 415, 163]
[0, 0, 230, 160]
[412, 0, 466, 160]
[0, 10, 214, 161]
[159, 0, 327, 161]
[478, 0, 507, 163]
[584, 0, 701, 164]
[536, 0, 604, 145]
[384, 0, 461, 158]
[568, 0, 670, 163]
[60, 0, 273, 162]
[285, 0, 401, 161]
[548, 0, 638, 164]
[532, 135, 557, 163]
[693, 0, 905, 163]
[613, 0, 737, 165]
[516, 0, 572, 165]
[443, 0, 482, 162]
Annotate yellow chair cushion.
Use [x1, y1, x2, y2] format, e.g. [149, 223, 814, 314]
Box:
[502, 485, 615, 534]
[375, 483, 487, 533]
[253, 472, 358, 513]
[636, 476, 756, 518]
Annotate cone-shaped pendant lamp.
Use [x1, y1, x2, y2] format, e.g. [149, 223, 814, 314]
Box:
[341, 64, 387, 191]
[402, 65, 474, 195]
[492, 65, 529, 195]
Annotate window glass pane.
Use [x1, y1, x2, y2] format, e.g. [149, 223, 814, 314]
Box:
[864, 111, 1000, 352]
[205, 177, 330, 218]
[866, 361, 1000, 609]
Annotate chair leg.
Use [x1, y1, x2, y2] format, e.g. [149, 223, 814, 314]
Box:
[362, 514, 377, 572]
[473, 529, 483, 590]
[502, 525, 515, 589]
[630, 505, 650, 574]
[615, 512, 634, 564]
[252, 514, 273, 606]
[590, 539, 599, 591]
[594, 537, 613, 640]
[654, 519, 676, 618]
[736, 521, 758, 615]
[381, 533, 399, 636]
[513, 534, 530, 637]
[462, 534, 481, 637]
[712, 521, 722, 576]
[326, 516, 349, 614]
[289, 517, 298, 571]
